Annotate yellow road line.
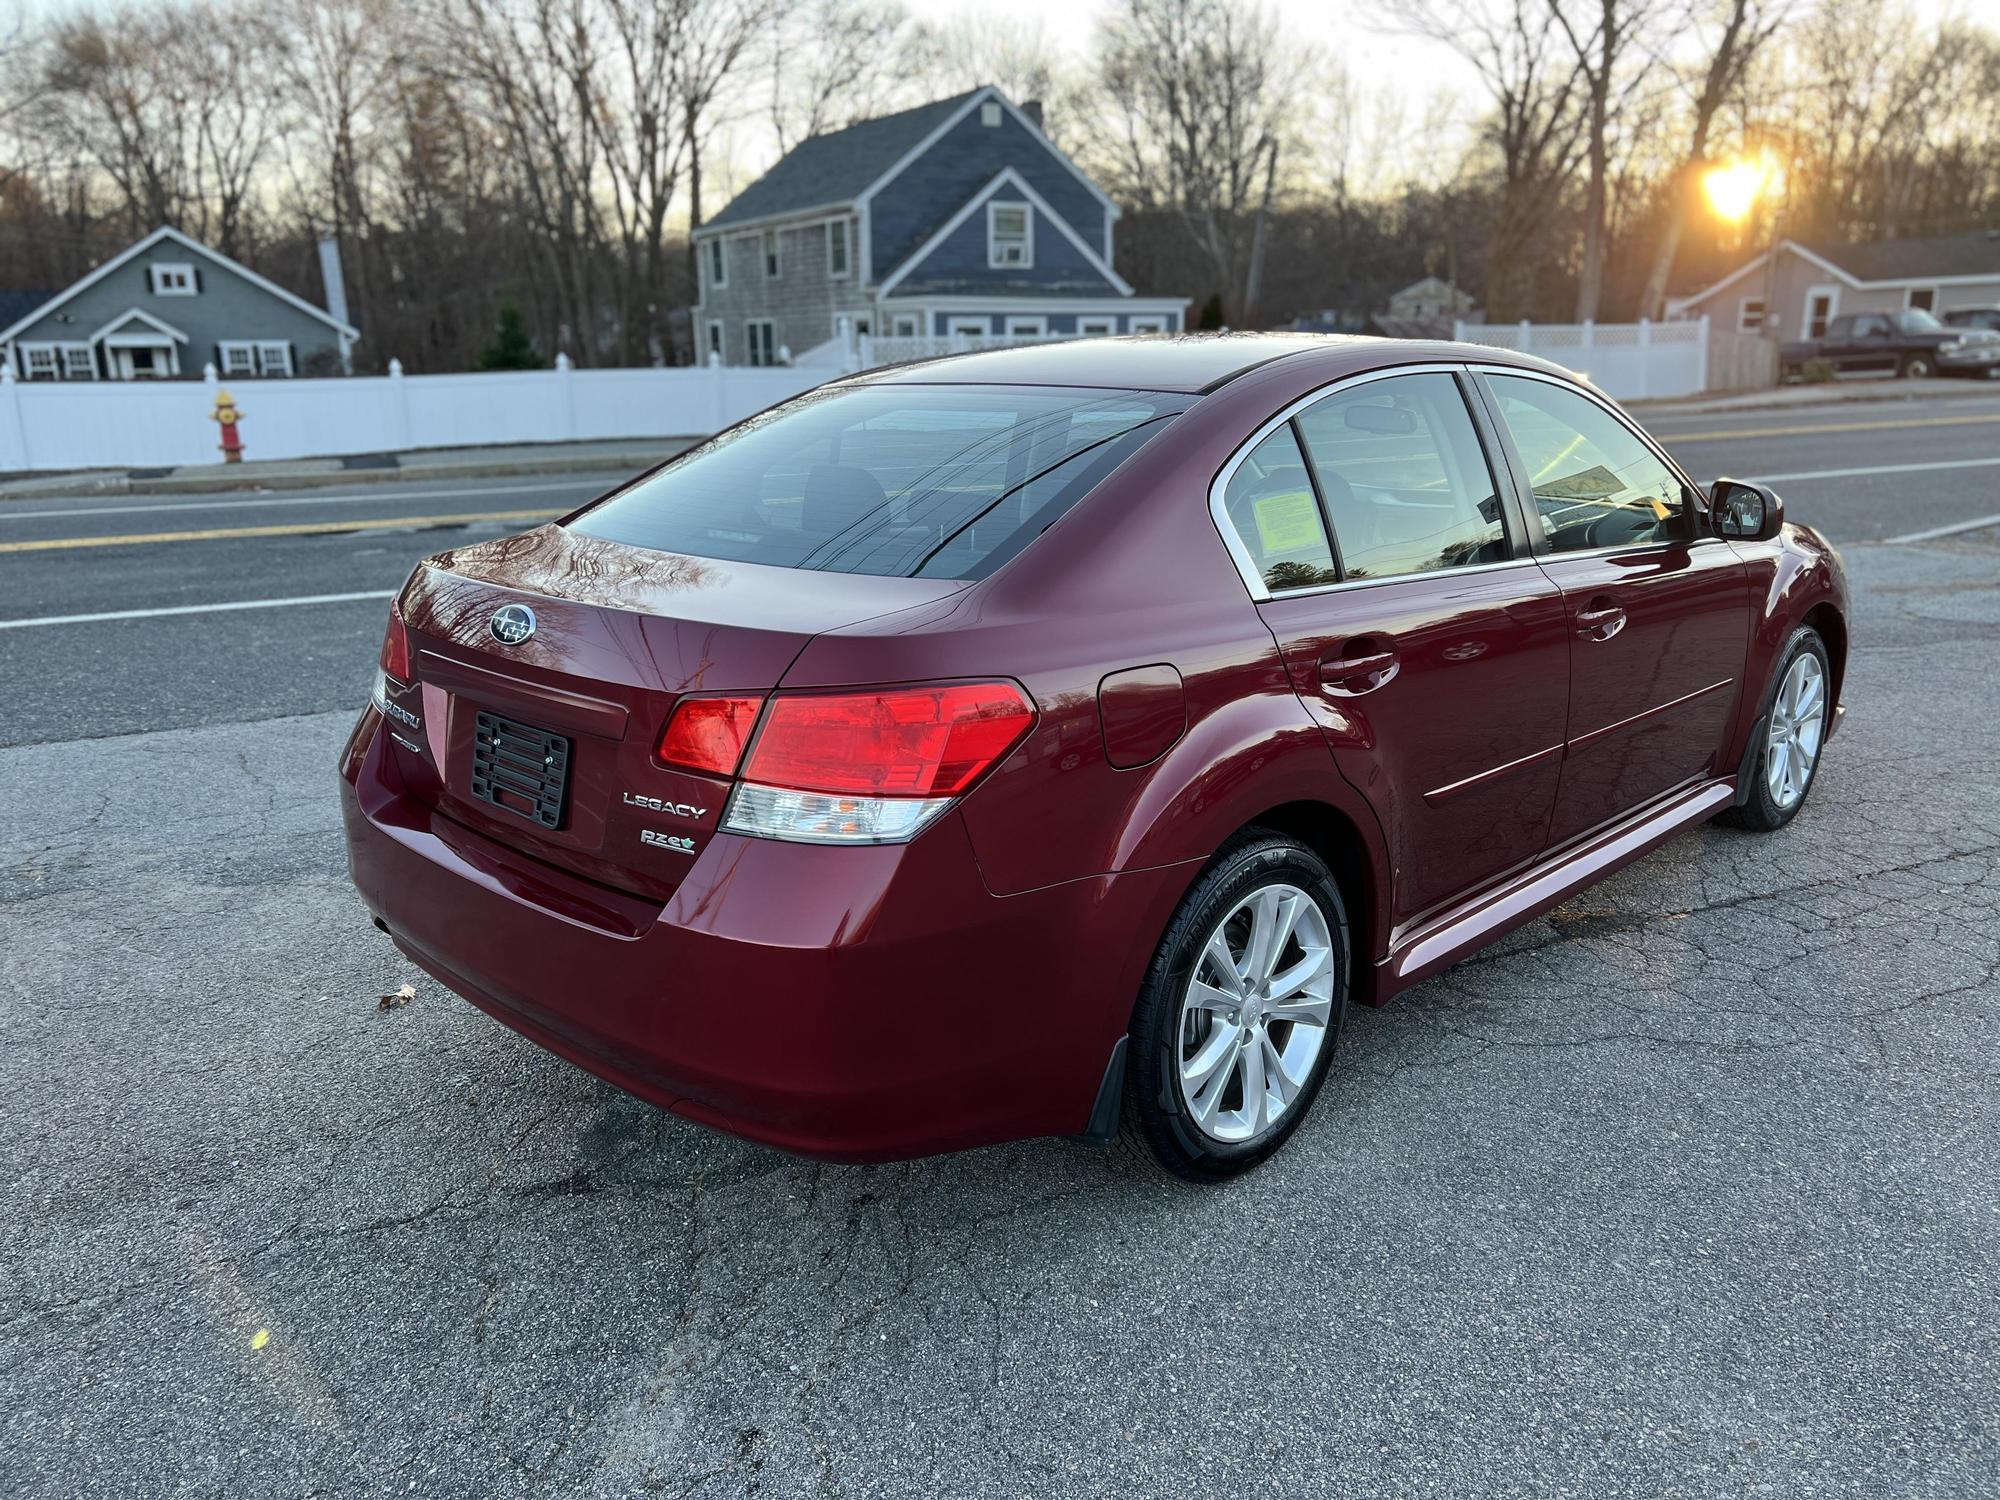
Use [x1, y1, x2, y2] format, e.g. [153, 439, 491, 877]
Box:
[0, 508, 562, 555]
[1662, 412, 2000, 443]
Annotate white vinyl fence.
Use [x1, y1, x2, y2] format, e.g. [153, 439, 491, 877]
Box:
[0, 356, 825, 473]
[1452, 316, 1712, 400]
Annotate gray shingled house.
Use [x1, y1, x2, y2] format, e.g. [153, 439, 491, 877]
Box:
[0, 226, 358, 381]
[1667, 230, 2000, 338]
[692, 85, 1186, 366]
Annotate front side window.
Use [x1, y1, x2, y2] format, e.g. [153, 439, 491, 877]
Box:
[1220, 426, 1340, 592]
[571, 384, 1182, 580]
[1294, 373, 1506, 581]
[828, 220, 850, 277]
[988, 203, 1031, 268]
[1486, 375, 1686, 553]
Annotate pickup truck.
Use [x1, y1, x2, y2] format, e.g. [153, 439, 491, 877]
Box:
[1781, 309, 2000, 380]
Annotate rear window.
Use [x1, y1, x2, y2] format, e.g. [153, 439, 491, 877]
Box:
[572, 384, 1183, 579]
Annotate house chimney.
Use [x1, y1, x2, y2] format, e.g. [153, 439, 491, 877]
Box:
[1021, 99, 1043, 131]
[317, 235, 351, 328]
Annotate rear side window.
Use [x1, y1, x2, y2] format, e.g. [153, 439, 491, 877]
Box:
[1293, 373, 1507, 581]
[571, 384, 1182, 579]
[1219, 426, 1341, 592]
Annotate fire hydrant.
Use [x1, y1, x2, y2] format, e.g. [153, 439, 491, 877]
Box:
[212, 389, 246, 463]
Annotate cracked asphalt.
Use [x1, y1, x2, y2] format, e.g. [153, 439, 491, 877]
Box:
[4, 508, 1999, 1491]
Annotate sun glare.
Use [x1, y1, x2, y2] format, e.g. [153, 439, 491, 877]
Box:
[1703, 156, 1778, 223]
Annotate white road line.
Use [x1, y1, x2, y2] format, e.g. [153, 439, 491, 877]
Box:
[0, 590, 396, 631]
[1884, 513, 2000, 545]
[0, 477, 610, 522]
[1750, 457, 2000, 482]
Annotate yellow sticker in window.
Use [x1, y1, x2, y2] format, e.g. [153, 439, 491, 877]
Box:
[1252, 489, 1324, 555]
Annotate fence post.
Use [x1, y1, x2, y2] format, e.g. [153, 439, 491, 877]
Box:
[836, 316, 855, 372]
[857, 332, 874, 370]
[1696, 314, 1711, 394]
[0, 361, 26, 471]
[387, 358, 412, 450]
[1452, 318, 1464, 342]
[1519, 318, 1532, 352]
[554, 352, 576, 440]
[1635, 318, 1650, 399]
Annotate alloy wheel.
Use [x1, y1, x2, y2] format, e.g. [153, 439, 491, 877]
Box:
[1176, 883, 1335, 1144]
[1765, 652, 1827, 809]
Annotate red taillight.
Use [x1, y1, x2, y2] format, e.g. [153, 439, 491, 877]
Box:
[742, 682, 1035, 798]
[380, 611, 411, 680]
[657, 694, 764, 775]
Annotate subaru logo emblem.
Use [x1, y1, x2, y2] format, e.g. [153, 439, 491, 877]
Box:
[489, 603, 537, 645]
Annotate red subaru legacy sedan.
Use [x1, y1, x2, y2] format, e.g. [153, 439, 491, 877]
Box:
[341, 335, 1847, 1180]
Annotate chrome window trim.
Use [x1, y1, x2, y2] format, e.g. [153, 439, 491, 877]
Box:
[1209, 361, 1526, 603]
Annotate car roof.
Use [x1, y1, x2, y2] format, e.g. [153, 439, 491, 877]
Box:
[861, 331, 1581, 395]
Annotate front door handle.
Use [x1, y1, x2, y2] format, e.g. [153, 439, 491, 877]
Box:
[1576, 597, 1627, 643]
[1321, 647, 1398, 696]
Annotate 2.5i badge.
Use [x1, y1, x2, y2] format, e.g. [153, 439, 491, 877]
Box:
[640, 829, 697, 854]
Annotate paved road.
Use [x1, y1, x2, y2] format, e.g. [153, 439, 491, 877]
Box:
[2, 396, 1997, 1497]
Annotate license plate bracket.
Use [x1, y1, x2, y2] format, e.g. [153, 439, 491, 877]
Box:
[470, 711, 571, 829]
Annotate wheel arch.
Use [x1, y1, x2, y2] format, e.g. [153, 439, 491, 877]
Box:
[1228, 799, 1386, 1007]
[1802, 599, 1847, 713]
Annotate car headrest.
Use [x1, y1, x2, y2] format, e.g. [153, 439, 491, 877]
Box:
[801, 463, 887, 538]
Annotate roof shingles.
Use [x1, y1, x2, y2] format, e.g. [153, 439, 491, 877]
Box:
[703, 89, 984, 230]
[1801, 230, 2000, 283]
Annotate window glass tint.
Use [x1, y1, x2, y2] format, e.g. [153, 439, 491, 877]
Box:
[1486, 375, 1685, 553]
[1220, 425, 1339, 592]
[1293, 373, 1506, 580]
[571, 385, 1180, 580]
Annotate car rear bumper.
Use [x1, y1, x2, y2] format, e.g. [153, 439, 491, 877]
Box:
[340, 707, 1193, 1162]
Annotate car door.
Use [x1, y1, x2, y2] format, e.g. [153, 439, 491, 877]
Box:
[1219, 369, 1572, 927]
[1475, 370, 1750, 848]
[1849, 314, 1898, 373]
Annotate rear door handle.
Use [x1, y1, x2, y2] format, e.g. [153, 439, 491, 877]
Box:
[1321, 649, 1398, 696]
[1575, 598, 1627, 642]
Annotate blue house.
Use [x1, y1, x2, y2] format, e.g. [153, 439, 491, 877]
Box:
[691, 86, 1185, 365]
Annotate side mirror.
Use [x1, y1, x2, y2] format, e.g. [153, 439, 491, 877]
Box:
[1710, 478, 1784, 541]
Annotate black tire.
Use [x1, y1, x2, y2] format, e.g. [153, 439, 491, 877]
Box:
[1720, 626, 1830, 833]
[1901, 353, 1935, 379]
[1117, 829, 1350, 1182]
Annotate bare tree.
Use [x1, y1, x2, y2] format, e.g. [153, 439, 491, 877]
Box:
[1549, 0, 1662, 320]
[1095, 0, 1307, 324]
[765, 0, 914, 153]
[1634, 0, 1787, 319]
[1395, 0, 1587, 319]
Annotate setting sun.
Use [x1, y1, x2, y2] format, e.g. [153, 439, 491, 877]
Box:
[1703, 154, 1779, 222]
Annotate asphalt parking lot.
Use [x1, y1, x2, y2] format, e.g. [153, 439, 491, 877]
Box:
[2, 390, 1997, 1497]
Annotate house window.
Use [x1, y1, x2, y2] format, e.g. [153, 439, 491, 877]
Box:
[890, 314, 920, 338]
[1906, 286, 1937, 313]
[1129, 315, 1168, 333]
[1078, 317, 1114, 336]
[21, 345, 60, 380]
[828, 220, 850, 278]
[1804, 287, 1838, 339]
[762, 229, 779, 279]
[1005, 316, 1045, 338]
[1737, 297, 1765, 333]
[705, 321, 724, 362]
[746, 319, 777, 366]
[980, 101, 1002, 127]
[150, 263, 197, 296]
[988, 202, 1031, 268]
[60, 345, 97, 380]
[707, 238, 727, 290]
[218, 342, 257, 377]
[949, 317, 988, 342]
[256, 342, 293, 376]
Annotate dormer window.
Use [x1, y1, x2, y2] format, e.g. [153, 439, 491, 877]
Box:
[987, 202, 1031, 269]
[150, 263, 197, 296]
[980, 101, 1002, 127]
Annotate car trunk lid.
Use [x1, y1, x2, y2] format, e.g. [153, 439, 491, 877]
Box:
[385, 524, 968, 902]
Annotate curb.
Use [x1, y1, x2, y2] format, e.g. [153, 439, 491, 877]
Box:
[1626, 377, 2000, 418]
[0, 446, 686, 502]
